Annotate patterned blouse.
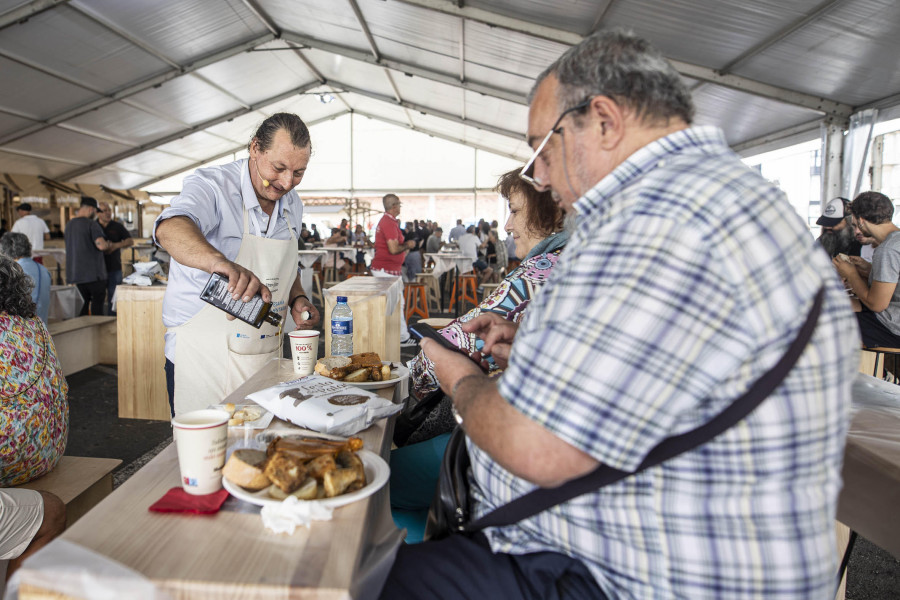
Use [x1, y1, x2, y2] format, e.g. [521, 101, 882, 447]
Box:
[405, 246, 564, 443]
[0, 313, 69, 486]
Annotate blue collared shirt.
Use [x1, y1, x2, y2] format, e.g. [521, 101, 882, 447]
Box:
[474, 126, 858, 599]
[153, 158, 303, 360]
[17, 257, 51, 324]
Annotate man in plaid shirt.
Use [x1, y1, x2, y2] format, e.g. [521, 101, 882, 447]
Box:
[379, 30, 858, 600]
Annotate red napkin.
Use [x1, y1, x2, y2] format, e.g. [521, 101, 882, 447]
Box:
[149, 487, 230, 514]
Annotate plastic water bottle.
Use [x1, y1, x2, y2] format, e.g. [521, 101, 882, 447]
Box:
[330, 296, 353, 356]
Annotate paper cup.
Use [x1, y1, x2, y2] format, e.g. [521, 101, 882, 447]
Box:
[289, 329, 320, 375]
[172, 409, 230, 495]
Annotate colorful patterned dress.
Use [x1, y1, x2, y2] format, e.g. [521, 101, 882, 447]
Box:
[405, 245, 564, 444]
[0, 313, 69, 486]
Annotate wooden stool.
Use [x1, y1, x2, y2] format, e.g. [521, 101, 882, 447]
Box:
[861, 346, 900, 382]
[405, 282, 429, 320]
[345, 272, 368, 279]
[416, 272, 442, 312]
[449, 273, 479, 313]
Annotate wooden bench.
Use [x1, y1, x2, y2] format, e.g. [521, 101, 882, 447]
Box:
[15, 457, 122, 528]
[48, 316, 117, 376]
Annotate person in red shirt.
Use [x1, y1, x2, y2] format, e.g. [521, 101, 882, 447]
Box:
[371, 193, 417, 346]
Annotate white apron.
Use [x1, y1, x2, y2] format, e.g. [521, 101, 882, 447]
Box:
[172, 206, 297, 415]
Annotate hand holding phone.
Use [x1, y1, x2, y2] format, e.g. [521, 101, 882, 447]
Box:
[408, 323, 464, 353]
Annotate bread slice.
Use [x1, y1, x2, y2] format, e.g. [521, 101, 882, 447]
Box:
[222, 449, 270, 491]
[314, 356, 353, 379]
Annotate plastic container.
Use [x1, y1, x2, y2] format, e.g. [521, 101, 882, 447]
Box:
[330, 296, 353, 356]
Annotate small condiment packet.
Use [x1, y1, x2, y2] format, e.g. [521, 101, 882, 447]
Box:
[260, 496, 333, 534]
[245, 375, 401, 436]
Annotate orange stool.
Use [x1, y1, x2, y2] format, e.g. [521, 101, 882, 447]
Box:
[448, 273, 478, 313]
[405, 282, 429, 320]
[345, 272, 369, 279]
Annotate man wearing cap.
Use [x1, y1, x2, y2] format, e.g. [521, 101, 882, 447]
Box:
[64, 196, 109, 316]
[834, 191, 900, 348]
[11, 203, 50, 251]
[817, 196, 861, 257]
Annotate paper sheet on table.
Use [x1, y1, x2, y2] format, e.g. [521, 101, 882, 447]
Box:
[7, 538, 173, 600]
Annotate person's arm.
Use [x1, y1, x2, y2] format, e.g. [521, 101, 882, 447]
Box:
[156, 215, 270, 302]
[421, 338, 598, 487]
[386, 237, 415, 254]
[287, 274, 320, 327]
[43, 232, 50, 241]
[94, 235, 110, 251]
[834, 256, 897, 311]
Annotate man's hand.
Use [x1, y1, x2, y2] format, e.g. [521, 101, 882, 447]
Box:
[461, 313, 518, 369]
[209, 258, 270, 303]
[847, 255, 872, 280]
[832, 255, 856, 280]
[421, 338, 483, 397]
[291, 296, 320, 328]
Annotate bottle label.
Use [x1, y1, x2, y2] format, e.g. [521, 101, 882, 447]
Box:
[331, 320, 353, 335]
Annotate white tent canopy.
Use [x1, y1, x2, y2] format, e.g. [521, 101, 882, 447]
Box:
[1, 0, 899, 191]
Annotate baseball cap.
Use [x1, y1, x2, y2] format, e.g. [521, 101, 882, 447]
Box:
[80, 196, 99, 209]
[816, 197, 848, 227]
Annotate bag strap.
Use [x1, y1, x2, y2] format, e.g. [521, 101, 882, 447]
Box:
[466, 285, 825, 532]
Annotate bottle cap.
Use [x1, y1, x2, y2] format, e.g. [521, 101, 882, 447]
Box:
[337, 296, 348, 303]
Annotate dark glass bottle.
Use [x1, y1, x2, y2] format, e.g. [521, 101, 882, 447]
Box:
[199, 273, 282, 329]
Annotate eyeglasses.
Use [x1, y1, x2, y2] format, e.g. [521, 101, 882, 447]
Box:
[519, 97, 593, 189]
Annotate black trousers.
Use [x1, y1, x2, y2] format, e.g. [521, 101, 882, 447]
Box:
[378, 533, 606, 600]
[857, 309, 900, 348]
[164, 359, 175, 417]
[77, 279, 107, 316]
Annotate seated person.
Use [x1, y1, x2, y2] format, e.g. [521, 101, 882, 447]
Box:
[0, 233, 51, 324]
[833, 191, 900, 347]
[0, 255, 69, 580]
[390, 168, 568, 540]
[324, 228, 349, 277]
[456, 226, 493, 283]
[817, 196, 861, 257]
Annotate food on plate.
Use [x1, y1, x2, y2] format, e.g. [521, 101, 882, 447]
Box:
[228, 406, 262, 426]
[314, 352, 393, 382]
[223, 435, 367, 500]
[222, 449, 270, 491]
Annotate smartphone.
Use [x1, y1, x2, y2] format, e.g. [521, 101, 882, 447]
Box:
[409, 322, 492, 371]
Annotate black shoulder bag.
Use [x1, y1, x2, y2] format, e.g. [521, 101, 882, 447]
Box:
[425, 286, 825, 540]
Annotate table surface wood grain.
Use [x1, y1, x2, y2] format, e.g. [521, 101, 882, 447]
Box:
[19, 359, 400, 600]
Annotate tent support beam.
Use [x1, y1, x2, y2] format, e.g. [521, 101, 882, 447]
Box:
[0, 34, 276, 147]
[281, 31, 526, 105]
[331, 80, 522, 140]
[58, 81, 324, 181]
[392, 0, 852, 118]
[0, 0, 67, 32]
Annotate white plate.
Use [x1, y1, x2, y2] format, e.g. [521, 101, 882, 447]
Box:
[209, 404, 274, 430]
[338, 362, 409, 390]
[222, 449, 389, 509]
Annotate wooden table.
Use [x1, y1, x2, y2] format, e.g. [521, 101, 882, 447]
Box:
[837, 373, 900, 559]
[18, 359, 402, 599]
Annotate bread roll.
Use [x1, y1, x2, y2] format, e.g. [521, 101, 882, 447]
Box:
[223, 449, 270, 491]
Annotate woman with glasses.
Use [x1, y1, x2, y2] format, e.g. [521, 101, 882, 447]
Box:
[390, 167, 569, 541]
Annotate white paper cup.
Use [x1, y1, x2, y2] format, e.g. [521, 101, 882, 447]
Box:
[172, 409, 230, 495]
[289, 329, 320, 375]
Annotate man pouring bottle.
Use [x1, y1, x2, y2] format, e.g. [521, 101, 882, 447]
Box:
[154, 113, 320, 415]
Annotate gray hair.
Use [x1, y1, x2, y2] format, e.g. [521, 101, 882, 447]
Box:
[0, 232, 33, 259]
[531, 29, 694, 127]
[382, 193, 400, 210]
[0, 255, 36, 318]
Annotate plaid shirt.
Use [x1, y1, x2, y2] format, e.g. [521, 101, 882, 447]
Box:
[471, 126, 858, 599]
